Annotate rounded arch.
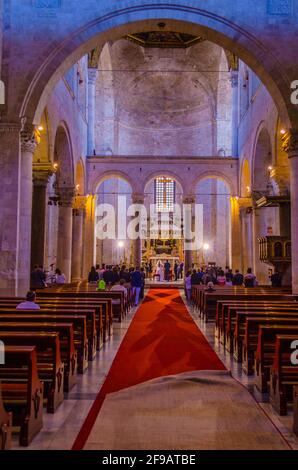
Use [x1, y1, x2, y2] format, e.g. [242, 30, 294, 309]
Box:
[19, 9, 293, 128]
[252, 124, 272, 193]
[33, 107, 51, 164]
[93, 170, 134, 194]
[240, 158, 252, 197]
[53, 121, 75, 188]
[75, 158, 86, 195]
[192, 171, 235, 196]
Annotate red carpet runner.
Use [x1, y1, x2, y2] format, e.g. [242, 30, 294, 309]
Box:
[72, 289, 225, 449]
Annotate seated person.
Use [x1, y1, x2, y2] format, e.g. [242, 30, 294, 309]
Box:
[205, 281, 216, 292]
[110, 279, 128, 305]
[16, 291, 40, 310]
[55, 268, 66, 285]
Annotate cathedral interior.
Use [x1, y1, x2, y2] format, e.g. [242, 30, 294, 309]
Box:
[0, 0, 298, 454]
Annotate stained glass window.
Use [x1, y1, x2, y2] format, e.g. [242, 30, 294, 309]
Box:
[155, 177, 175, 212]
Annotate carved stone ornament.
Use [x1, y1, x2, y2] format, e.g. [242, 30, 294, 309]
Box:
[183, 195, 196, 205]
[282, 129, 298, 157]
[132, 193, 145, 205]
[20, 122, 38, 154]
[57, 187, 76, 207]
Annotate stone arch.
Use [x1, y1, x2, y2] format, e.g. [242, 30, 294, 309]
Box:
[53, 121, 75, 189]
[93, 170, 135, 194]
[252, 124, 272, 194]
[191, 170, 236, 196]
[33, 107, 51, 164]
[75, 158, 86, 195]
[240, 158, 252, 197]
[13, 7, 293, 129]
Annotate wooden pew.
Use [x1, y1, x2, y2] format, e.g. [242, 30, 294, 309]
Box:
[255, 325, 298, 393]
[35, 297, 112, 342]
[216, 300, 298, 341]
[0, 299, 105, 351]
[202, 291, 296, 322]
[232, 311, 298, 363]
[0, 384, 12, 450]
[0, 346, 43, 446]
[0, 311, 89, 372]
[225, 305, 298, 353]
[36, 290, 120, 322]
[270, 334, 298, 415]
[0, 323, 77, 392]
[0, 332, 64, 413]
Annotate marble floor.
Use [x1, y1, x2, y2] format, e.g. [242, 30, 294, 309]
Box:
[12, 291, 298, 450]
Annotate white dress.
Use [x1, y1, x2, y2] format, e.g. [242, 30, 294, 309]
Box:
[156, 263, 164, 282]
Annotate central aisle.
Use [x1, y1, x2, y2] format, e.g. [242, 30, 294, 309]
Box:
[73, 289, 290, 450]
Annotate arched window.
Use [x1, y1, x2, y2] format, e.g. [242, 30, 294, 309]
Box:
[154, 177, 176, 212]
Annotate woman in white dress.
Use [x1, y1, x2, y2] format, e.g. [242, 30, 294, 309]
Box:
[156, 261, 164, 282]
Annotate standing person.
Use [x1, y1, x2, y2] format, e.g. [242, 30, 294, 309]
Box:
[174, 261, 179, 281]
[179, 261, 184, 279]
[164, 260, 171, 281]
[30, 265, 46, 290]
[232, 270, 244, 286]
[16, 291, 40, 310]
[131, 267, 142, 306]
[217, 270, 226, 286]
[270, 269, 282, 287]
[185, 270, 192, 301]
[140, 267, 146, 299]
[99, 264, 106, 280]
[88, 266, 99, 283]
[244, 268, 257, 287]
[103, 266, 114, 286]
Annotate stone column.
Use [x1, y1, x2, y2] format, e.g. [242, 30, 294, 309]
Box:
[87, 68, 98, 155]
[131, 194, 144, 267]
[183, 195, 196, 275]
[57, 187, 75, 282]
[0, 122, 36, 296]
[31, 165, 53, 269]
[230, 196, 241, 270]
[83, 195, 97, 278]
[230, 71, 239, 157]
[19, 124, 37, 295]
[283, 129, 298, 292]
[72, 196, 87, 281]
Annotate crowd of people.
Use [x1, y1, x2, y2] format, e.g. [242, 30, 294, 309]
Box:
[184, 265, 283, 301]
[89, 264, 146, 307]
[30, 265, 66, 290]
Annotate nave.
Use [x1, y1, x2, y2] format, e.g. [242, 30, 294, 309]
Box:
[3, 288, 297, 451]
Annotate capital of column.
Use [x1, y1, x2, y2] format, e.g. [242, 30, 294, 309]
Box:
[282, 128, 298, 158]
[20, 122, 38, 154]
[132, 193, 145, 205]
[58, 187, 76, 207]
[238, 197, 253, 209]
[33, 163, 54, 187]
[183, 195, 196, 205]
[73, 195, 88, 211]
[269, 165, 290, 195]
[88, 68, 98, 86]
